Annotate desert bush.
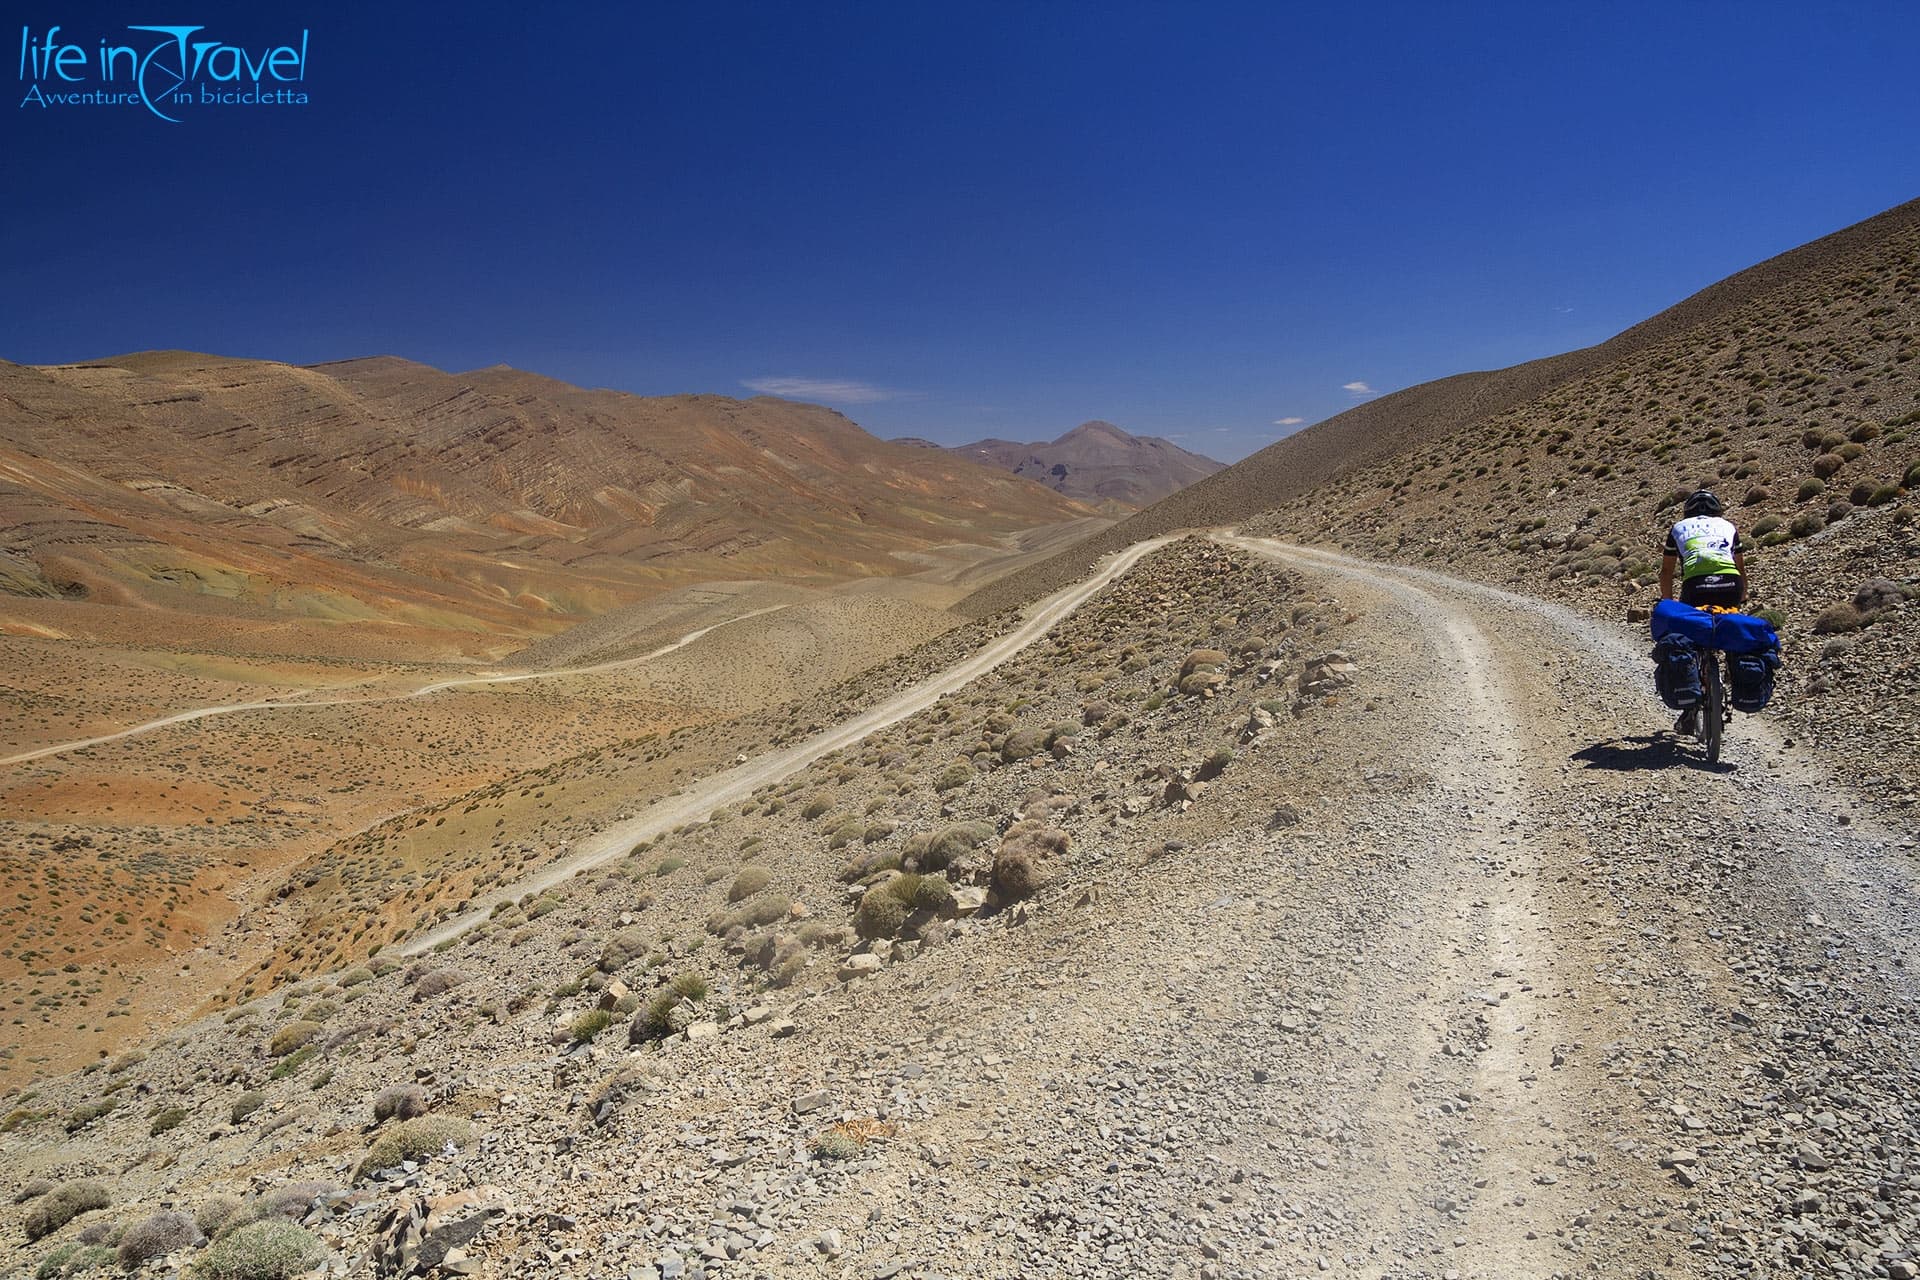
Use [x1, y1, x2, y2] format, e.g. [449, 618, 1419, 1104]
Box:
[838, 844, 902, 881]
[1812, 452, 1845, 478]
[1741, 485, 1771, 506]
[266, 1021, 319, 1057]
[412, 969, 468, 1000]
[992, 824, 1070, 902]
[63, 1099, 117, 1133]
[908, 821, 994, 873]
[1752, 515, 1782, 536]
[1868, 484, 1900, 505]
[1796, 476, 1826, 501]
[1180, 648, 1229, 675]
[1854, 578, 1903, 613]
[933, 763, 974, 792]
[1789, 513, 1825, 538]
[632, 973, 708, 1041]
[853, 885, 910, 940]
[570, 1009, 615, 1043]
[195, 1199, 243, 1237]
[338, 967, 374, 987]
[801, 795, 832, 820]
[239, 1181, 336, 1229]
[196, 1220, 325, 1280]
[23, 1180, 110, 1241]
[1814, 603, 1865, 634]
[15, 1179, 53, 1203]
[862, 820, 896, 844]
[1000, 727, 1047, 763]
[1839, 442, 1866, 461]
[1851, 422, 1880, 443]
[268, 1046, 317, 1081]
[1905, 461, 1920, 489]
[35, 1243, 116, 1277]
[738, 893, 790, 928]
[230, 1092, 265, 1125]
[1827, 500, 1854, 522]
[598, 928, 649, 973]
[356, 1115, 472, 1180]
[116, 1210, 201, 1267]
[372, 1085, 429, 1124]
[149, 1106, 189, 1136]
[727, 867, 772, 901]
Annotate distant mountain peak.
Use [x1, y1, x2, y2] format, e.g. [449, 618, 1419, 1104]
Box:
[918, 420, 1223, 510]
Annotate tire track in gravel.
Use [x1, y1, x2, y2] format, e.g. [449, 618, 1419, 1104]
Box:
[1225, 534, 1597, 1278]
[1224, 535, 1920, 1279]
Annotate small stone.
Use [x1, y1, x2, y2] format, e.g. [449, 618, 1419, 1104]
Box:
[684, 1022, 720, 1041]
[839, 953, 884, 980]
[792, 1090, 833, 1115]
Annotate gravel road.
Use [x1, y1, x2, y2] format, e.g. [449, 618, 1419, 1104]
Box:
[759, 535, 1920, 1279]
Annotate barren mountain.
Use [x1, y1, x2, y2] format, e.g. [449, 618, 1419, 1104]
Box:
[963, 197, 1920, 620]
[4, 205, 1920, 1280]
[0, 352, 1087, 661]
[918, 420, 1223, 509]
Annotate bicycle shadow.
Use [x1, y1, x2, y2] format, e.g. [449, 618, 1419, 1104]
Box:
[1571, 733, 1738, 775]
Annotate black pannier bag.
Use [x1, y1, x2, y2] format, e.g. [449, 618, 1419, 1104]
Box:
[1726, 648, 1780, 713]
[1652, 636, 1702, 709]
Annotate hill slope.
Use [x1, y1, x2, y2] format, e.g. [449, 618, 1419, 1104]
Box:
[0, 352, 1087, 659]
[961, 196, 1920, 619]
[921, 420, 1223, 509]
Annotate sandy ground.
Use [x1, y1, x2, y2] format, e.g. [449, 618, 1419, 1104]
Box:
[0, 517, 1111, 1086]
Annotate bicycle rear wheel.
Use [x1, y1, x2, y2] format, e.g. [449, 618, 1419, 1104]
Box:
[1702, 653, 1724, 764]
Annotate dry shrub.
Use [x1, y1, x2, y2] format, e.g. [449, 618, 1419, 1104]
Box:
[372, 1085, 429, 1124]
[904, 822, 994, 874]
[1813, 603, 1864, 634]
[411, 969, 468, 1000]
[598, 928, 649, 973]
[992, 823, 1070, 902]
[266, 1021, 320, 1057]
[116, 1210, 201, 1267]
[1853, 578, 1903, 613]
[195, 1197, 243, 1237]
[197, 1220, 324, 1280]
[23, 1180, 110, 1241]
[853, 885, 909, 940]
[727, 867, 772, 901]
[738, 893, 790, 928]
[356, 1115, 472, 1180]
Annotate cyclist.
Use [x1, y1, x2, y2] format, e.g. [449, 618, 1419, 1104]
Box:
[1659, 489, 1750, 733]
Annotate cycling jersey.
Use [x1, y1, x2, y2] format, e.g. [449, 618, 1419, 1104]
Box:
[1663, 515, 1746, 581]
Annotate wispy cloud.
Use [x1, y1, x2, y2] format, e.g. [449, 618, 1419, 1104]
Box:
[1342, 380, 1375, 396]
[1273, 416, 1305, 426]
[741, 376, 904, 404]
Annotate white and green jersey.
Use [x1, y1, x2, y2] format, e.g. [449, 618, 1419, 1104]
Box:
[1664, 515, 1746, 581]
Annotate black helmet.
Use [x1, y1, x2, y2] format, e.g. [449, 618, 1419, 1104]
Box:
[1684, 489, 1723, 518]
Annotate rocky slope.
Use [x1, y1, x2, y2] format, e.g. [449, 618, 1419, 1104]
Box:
[913, 422, 1222, 510]
[963, 196, 1920, 787]
[5, 535, 1915, 1280]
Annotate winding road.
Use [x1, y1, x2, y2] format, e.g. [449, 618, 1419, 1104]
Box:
[0, 606, 795, 768]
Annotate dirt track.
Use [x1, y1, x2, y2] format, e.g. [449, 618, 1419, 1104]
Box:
[770, 535, 1920, 1277]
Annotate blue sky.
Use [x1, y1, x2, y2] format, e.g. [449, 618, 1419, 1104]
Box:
[5, 2, 1917, 461]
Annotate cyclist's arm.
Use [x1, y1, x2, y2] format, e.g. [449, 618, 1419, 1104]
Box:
[1659, 553, 1677, 600]
[1735, 548, 1749, 601]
